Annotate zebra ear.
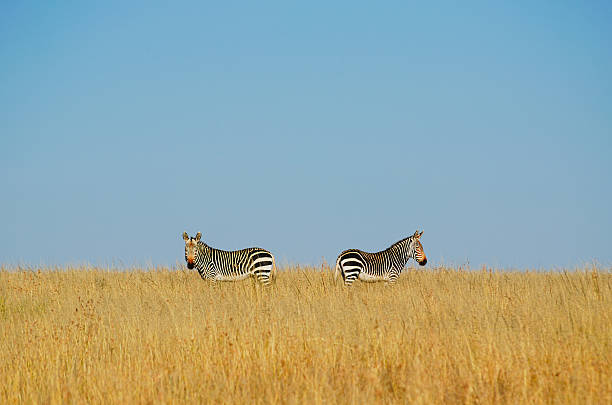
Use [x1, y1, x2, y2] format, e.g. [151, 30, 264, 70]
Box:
[182, 232, 189, 241]
[413, 230, 420, 238]
[195, 232, 202, 241]
[419, 230, 424, 238]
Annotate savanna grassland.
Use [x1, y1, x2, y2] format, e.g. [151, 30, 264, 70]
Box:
[0, 266, 611, 404]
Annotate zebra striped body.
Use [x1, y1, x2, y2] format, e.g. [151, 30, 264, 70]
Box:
[334, 230, 427, 286]
[183, 232, 275, 285]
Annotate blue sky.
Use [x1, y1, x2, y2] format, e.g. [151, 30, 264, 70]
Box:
[1, 1, 611, 269]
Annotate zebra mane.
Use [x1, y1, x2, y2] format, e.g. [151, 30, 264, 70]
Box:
[386, 236, 414, 251]
[196, 240, 210, 249]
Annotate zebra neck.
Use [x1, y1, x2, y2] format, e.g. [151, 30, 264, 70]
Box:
[389, 237, 414, 266]
[197, 242, 212, 259]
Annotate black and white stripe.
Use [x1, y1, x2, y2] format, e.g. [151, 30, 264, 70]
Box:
[334, 230, 427, 286]
[183, 232, 275, 285]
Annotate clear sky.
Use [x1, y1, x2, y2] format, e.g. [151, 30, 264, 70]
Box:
[1, 1, 611, 269]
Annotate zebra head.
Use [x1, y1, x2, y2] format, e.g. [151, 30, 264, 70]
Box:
[411, 230, 427, 266]
[182, 231, 201, 269]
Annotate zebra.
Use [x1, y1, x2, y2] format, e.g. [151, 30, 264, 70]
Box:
[334, 230, 427, 286]
[182, 231, 276, 285]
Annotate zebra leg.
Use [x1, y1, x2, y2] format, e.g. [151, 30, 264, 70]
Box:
[253, 267, 272, 285]
[338, 254, 363, 286]
[251, 253, 274, 286]
[198, 263, 217, 282]
[340, 263, 362, 286]
[343, 268, 360, 286]
[387, 270, 399, 285]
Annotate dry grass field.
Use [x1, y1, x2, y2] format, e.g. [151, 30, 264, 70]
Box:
[0, 265, 611, 404]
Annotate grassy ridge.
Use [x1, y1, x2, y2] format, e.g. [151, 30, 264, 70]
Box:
[1, 266, 611, 404]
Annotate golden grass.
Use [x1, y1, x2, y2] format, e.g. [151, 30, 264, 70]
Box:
[1, 265, 611, 404]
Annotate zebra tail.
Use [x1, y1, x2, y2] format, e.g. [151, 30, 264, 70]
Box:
[334, 257, 341, 281]
[271, 254, 277, 281]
